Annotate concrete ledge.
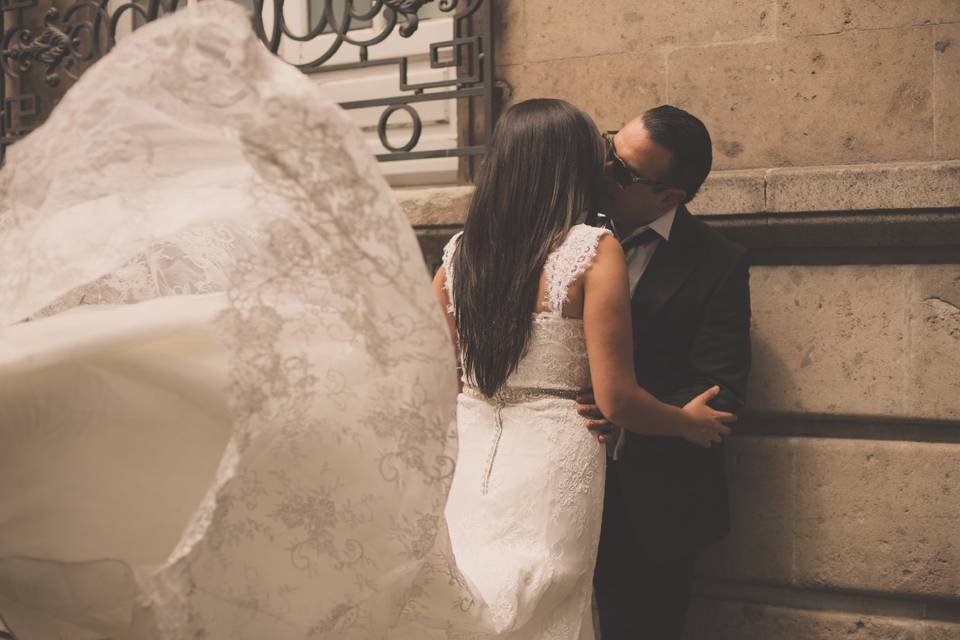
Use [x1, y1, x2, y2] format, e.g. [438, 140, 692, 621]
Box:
[395, 160, 960, 223]
[395, 185, 473, 227]
[713, 211, 960, 256]
[694, 169, 767, 215]
[767, 161, 960, 213]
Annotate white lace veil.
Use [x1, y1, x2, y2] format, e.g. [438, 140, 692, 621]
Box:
[0, 3, 473, 637]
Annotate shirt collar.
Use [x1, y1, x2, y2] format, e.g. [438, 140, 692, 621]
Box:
[616, 207, 678, 243]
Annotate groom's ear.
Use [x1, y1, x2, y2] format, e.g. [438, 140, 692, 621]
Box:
[659, 187, 687, 210]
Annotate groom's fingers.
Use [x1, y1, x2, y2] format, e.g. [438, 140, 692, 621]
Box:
[576, 403, 604, 419]
[588, 420, 617, 443]
[585, 418, 613, 433]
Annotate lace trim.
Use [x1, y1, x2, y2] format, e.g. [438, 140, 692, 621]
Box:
[441, 231, 463, 314]
[542, 225, 612, 316]
[443, 226, 609, 318]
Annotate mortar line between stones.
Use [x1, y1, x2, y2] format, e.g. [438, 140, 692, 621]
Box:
[500, 21, 960, 69]
[692, 579, 960, 624]
[496, 35, 782, 68]
[796, 21, 960, 39]
[734, 416, 960, 443]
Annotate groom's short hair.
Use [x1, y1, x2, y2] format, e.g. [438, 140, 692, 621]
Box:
[642, 105, 712, 204]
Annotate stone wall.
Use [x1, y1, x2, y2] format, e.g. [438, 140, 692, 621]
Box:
[496, 0, 959, 171]
[491, 4, 960, 636]
[396, 1, 960, 637]
[398, 171, 960, 639]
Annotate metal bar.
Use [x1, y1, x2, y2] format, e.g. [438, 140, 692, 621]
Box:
[340, 86, 485, 109]
[375, 144, 485, 161]
[482, 0, 495, 147]
[304, 56, 405, 73]
[0, 5, 5, 166]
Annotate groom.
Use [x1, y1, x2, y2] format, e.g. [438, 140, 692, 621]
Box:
[578, 105, 752, 639]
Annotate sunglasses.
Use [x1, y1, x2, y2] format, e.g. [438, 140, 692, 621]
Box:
[602, 130, 677, 192]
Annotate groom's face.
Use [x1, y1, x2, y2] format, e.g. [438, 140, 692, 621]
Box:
[601, 122, 678, 229]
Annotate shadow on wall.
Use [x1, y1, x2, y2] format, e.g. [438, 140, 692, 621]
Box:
[694, 332, 796, 587]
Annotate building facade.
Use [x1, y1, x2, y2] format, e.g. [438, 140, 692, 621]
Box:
[402, 1, 960, 637]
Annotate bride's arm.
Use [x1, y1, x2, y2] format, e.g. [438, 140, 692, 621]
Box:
[432, 268, 464, 390]
[581, 235, 732, 447]
[431, 267, 459, 348]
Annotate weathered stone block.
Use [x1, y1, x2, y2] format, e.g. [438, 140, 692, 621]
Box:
[935, 23, 960, 159]
[499, 51, 666, 132]
[494, 0, 526, 66]
[907, 265, 960, 419]
[791, 438, 960, 598]
[669, 27, 935, 170]
[697, 436, 795, 584]
[519, 0, 625, 62]
[696, 435, 960, 601]
[395, 185, 473, 226]
[693, 169, 767, 215]
[684, 600, 960, 639]
[744, 263, 960, 419]
[766, 161, 960, 212]
[748, 265, 907, 416]
[778, 0, 960, 37]
[521, 0, 774, 63]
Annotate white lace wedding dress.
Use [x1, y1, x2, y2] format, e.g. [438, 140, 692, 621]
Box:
[407, 225, 610, 640]
[0, 4, 607, 639]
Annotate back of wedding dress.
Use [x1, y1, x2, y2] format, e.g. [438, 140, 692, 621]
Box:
[420, 224, 610, 640]
[0, 4, 466, 638]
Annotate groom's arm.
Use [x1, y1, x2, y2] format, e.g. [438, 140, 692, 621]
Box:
[577, 256, 750, 436]
[660, 257, 752, 414]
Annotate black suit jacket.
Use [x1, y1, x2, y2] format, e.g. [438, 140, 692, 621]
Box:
[610, 205, 751, 558]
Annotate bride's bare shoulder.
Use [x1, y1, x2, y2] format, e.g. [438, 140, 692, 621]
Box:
[587, 233, 624, 271]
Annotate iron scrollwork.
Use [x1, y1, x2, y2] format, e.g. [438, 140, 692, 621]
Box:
[1, 0, 498, 165]
[383, 0, 432, 37]
[2, 4, 104, 87]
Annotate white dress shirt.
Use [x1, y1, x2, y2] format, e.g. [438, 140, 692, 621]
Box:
[608, 207, 677, 459]
[618, 206, 677, 295]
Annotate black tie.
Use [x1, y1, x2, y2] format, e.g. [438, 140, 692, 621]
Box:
[620, 228, 660, 252]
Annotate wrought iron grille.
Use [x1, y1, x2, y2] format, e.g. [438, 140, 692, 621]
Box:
[0, 0, 498, 165]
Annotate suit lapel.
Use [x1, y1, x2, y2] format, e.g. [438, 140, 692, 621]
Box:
[630, 206, 700, 330]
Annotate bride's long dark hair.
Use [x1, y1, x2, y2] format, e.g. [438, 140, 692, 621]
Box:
[452, 98, 605, 397]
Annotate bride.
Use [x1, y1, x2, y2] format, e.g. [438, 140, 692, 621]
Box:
[398, 98, 733, 639]
[0, 3, 730, 639]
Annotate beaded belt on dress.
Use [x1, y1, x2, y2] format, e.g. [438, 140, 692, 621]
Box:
[461, 384, 580, 495]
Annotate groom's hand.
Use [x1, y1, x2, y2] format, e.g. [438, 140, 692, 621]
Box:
[576, 392, 617, 443]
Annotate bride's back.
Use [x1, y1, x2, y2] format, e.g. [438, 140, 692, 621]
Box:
[430, 222, 610, 640]
[442, 223, 611, 395]
[421, 99, 613, 640]
[431, 98, 606, 398]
